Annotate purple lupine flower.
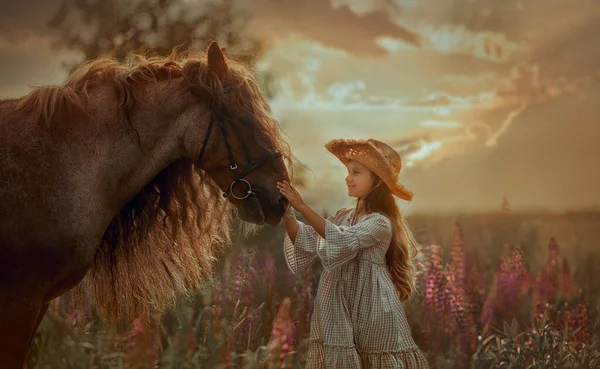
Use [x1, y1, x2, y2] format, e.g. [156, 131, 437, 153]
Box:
[465, 260, 486, 335]
[231, 250, 260, 350]
[446, 223, 477, 351]
[125, 318, 160, 366]
[560, 258, 578, 300]
[495, 245, 526, 320]
[532, 238, 566, 317]
[423, 244, 445, 324]
[543, 238, 561, 304]
[421, 245, 435, 312]
[443, 267, 458, 335]
[231, 252, 245, 303]
[242, 251, 257, 307]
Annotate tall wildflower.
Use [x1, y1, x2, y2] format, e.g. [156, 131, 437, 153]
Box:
[543, 238, 561, 304]
[480, 245, 525, 337]
[125, 318, 160, 367]
[495, 245, 526, 321]
[268, 297, 297, 368]
[560, 258, 578, 300]
[227, 249, 258, 350]
[226, 251, 250, 306]
[423, 244, 445, 324]
[532, 238, 571, 318]
[465, 247, 486, 328]
[445, 223, 477, 352]
[443, 274, 457, 333]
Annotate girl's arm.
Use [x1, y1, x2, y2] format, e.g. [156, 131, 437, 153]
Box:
[295, 203, 325, 239]
[277, 180, 330, 239]
[280, 204, 321, 276]
[318, 214, 392, 270]
[278, 180, 326, 238]
[282, 207, 300, 242]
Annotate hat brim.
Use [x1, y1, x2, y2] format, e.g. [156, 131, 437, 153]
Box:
[325, 139, 413, 201]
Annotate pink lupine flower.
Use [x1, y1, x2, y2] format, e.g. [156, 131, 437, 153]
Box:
[560, 259, 578, 300]
[268, 297, 297, 366]
[495, 245, 526, 319]
[543, 238, 561, 304]
[125, 318, 160, 367]
[442, 223, 471, 342]
[423, 244, 445, 323]
[443, 267, 458, 335]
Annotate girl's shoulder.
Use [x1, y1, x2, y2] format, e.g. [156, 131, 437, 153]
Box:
[329, 208, 390, 225]
[327, 207, 353, 221]
[363, 211, 392, 225]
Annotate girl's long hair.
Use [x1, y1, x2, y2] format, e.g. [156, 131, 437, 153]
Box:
[358, 177, 422, 302]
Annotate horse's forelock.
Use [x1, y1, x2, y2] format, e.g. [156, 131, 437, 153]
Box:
[180, 54, 295, 172]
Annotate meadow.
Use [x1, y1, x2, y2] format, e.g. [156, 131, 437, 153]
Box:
[29, 210, 600, 368]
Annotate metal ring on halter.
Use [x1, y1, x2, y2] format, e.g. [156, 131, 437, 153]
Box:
[229, 178, 254, 200]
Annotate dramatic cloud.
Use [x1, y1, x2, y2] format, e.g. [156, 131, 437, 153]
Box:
[1, 0, 599, 212]
[243, 0, 422, 55]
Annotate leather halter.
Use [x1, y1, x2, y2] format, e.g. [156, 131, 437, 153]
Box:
[196, 85, 281, 200]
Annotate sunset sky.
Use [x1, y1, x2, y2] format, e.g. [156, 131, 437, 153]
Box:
[1, 0, 599, 214]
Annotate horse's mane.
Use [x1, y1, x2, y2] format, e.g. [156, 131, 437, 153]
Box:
[25, 50, 294, 325]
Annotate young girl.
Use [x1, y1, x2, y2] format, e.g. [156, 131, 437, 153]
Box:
[276, 138, 429, 369]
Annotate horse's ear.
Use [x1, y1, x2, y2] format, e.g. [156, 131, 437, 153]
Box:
[207, 41, 228, 78]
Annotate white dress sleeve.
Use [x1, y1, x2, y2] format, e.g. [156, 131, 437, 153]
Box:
[318, 213, 392, 271]
[283, 209, 348, 275]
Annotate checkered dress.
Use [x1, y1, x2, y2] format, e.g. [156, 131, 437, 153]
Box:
[283, 208, 429, 369]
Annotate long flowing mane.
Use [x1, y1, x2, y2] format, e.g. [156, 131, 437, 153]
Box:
[19, 49, 293, 325]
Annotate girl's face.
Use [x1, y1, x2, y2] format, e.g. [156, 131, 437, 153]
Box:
[345, 160, 377, 198]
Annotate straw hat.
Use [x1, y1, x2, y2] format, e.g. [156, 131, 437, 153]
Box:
[325, 138, 413, 201]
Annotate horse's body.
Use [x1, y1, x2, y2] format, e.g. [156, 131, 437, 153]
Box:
[0, 42, 290, 368]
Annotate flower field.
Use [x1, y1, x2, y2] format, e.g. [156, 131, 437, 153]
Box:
[29, 212, 600, 369]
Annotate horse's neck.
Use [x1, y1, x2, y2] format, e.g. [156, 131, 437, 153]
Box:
[0, 79, 198, 239]
[92, 81, 190, 217]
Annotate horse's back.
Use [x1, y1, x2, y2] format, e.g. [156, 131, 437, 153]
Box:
[0, 98, 99, 297]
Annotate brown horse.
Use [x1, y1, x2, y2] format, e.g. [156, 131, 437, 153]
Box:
[0, 41, 292, 368]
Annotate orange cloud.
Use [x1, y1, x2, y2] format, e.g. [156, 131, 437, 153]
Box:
[378, 24, 525, 62]
[245, 0, 421, 56]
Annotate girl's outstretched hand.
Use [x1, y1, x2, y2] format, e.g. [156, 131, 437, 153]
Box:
[277, 180, 306, 211]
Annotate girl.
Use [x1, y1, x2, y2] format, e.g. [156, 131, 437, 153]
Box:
[276, 138, 429, 369]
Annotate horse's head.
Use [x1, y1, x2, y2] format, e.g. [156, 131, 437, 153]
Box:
[182, 42, 291, 226]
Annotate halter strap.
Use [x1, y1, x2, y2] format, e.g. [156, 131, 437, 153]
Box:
[195, 85, 281, 199]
